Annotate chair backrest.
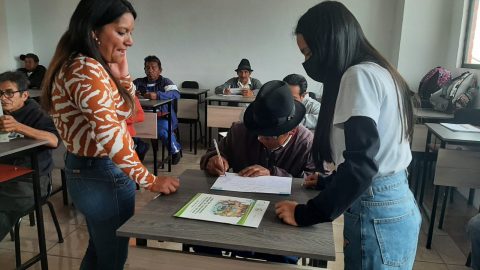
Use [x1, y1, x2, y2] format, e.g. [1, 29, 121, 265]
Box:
[177, 99, 198, 120]
[207, 105, 244, 128]
[181, 81, 199, 89]
[133, 112, 158, 139]
[411, 124, 428, 152]
[434, 148, 480, 189]
[454, 108, 480, 125]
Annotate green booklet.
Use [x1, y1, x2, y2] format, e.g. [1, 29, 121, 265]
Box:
[174, 193, 269, 228]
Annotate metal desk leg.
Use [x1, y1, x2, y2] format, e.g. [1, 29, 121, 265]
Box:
[31, 153, 48, 269]
[152, 107, 158, 175]
[204, 96, 208, 146]
[419, 130, 432, 206]
[168, 101, 172, 172]
[438, 187, 450, 229]
[427, 185, 441, 249]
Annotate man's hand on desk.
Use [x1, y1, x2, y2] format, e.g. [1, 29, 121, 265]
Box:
[206, 156, 230, 176]
[223, 88, 232, 95]
[144, 92, 157, 100]
[238, 165, 269, 177]
[241, 89, 254, 97]
[275, 200, 298, 226]
[303, 173, 318, 189]
[0, 115, 20, 133]
[149, 176, 180, 194]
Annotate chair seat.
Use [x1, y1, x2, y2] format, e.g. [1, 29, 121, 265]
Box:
[0, 164, 33, 182]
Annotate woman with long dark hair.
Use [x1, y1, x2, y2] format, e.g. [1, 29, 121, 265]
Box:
[275, 2, 420, 269]
[42, 0, 179, 269]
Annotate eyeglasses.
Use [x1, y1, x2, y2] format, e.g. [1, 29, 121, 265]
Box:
[0, 90, 21, 98]
[257, 135, 279, 140]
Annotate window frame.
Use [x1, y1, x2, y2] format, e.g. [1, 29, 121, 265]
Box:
[462, 0, 480, 69]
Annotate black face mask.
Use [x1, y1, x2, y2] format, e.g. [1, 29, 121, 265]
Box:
[302, 53, 325, 83]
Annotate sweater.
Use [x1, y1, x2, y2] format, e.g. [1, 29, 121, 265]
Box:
[200, 122, 315, 177]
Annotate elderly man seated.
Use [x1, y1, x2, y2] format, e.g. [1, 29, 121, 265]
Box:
[202, 80, 315, 178]
[198, 80, 315, 264]
[214, 58, 263, 97]
[0, 71, 59, 241]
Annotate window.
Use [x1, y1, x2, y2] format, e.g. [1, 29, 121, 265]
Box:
[463, 0, 480, 68]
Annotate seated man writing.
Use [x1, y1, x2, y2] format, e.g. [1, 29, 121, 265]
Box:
[0, 71, 59, 240]
[199, 80, 315, 264]
[133, 55, 182, 164]
[214, 58, 262, 97]
[202, 80, 315, 178]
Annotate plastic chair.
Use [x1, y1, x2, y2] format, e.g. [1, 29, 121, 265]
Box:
[0, 164, 63, 268]
[181, 81, 199, 89]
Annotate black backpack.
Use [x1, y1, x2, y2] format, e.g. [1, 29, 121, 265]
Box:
[418, 67, 452, 108]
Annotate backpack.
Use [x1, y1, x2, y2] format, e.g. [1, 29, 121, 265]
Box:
[418, 67, 452, 108]
[429, 71, 477, 113]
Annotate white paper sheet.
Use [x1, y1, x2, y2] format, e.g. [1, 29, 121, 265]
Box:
[441, 123, 480, 133]
[174, 193, 269, 228]
[0, 102, 9, 142]
[211, 172, 292, 195]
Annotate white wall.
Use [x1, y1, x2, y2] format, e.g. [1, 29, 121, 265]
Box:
[0, 0, 12, 72]
[28, 0, 400, 96]
[397, 0, 455, 91]
[5, 0, 34, 69]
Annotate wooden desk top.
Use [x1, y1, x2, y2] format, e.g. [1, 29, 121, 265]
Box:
[414, 108, 453, 120]
[27, 89, 42, 98]
[425, 123, 480, 144]
[117, 169, 335, 261]
[0, 138, 49, 158]
[206, 94, 255, 104]
[139, 99, 172, 108]
[179, 88, 210, 96]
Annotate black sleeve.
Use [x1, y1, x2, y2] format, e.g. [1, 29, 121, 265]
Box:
[294, 116, 380, 226]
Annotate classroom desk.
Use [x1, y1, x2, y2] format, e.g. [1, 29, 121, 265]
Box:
[0, 138, 49, 270]
[179, 88, 210, 150]
[206, 95, 255, 146]
[139, 99, 172, 174]
[28, 89, 42, 99]
[117, 169, 335, 264]
[420, 123, 480, 249]
[413, 108, 454, 123]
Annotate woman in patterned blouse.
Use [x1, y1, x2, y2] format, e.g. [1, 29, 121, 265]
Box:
[41, 0, 179, 269]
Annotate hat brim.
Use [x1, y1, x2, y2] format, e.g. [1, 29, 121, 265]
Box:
[243, 100, 306, 136]
[235, 68, 253, 72]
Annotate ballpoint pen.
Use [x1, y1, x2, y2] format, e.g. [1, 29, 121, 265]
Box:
[213, 138, 226, 176]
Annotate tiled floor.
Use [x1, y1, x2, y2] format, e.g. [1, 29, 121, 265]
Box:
[0, 141, 475, 269]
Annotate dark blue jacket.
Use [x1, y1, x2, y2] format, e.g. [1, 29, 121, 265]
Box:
[133, 76, 180, 128]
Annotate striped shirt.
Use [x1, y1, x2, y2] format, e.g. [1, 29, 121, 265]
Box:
[50, 55, 155, 188]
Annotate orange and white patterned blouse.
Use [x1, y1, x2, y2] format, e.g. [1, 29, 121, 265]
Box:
[51, 55, 155, 188]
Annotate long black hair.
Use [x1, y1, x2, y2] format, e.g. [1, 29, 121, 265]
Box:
[296, 1, 413, 171]
[42, 0, 136, 112]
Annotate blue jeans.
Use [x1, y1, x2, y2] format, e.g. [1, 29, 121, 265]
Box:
[64, 153, 136, 270]
[468, 214, 480, 270]
[343, 171, 421, 270]
[157, 119, 181, 154]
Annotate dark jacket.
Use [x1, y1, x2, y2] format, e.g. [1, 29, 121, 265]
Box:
[6, 99, 60, 176]
[215, 77, 263, 95]
[17, 65, 47, 89]
[200, 122, 315, 177]
[133, 76, 180, 128]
